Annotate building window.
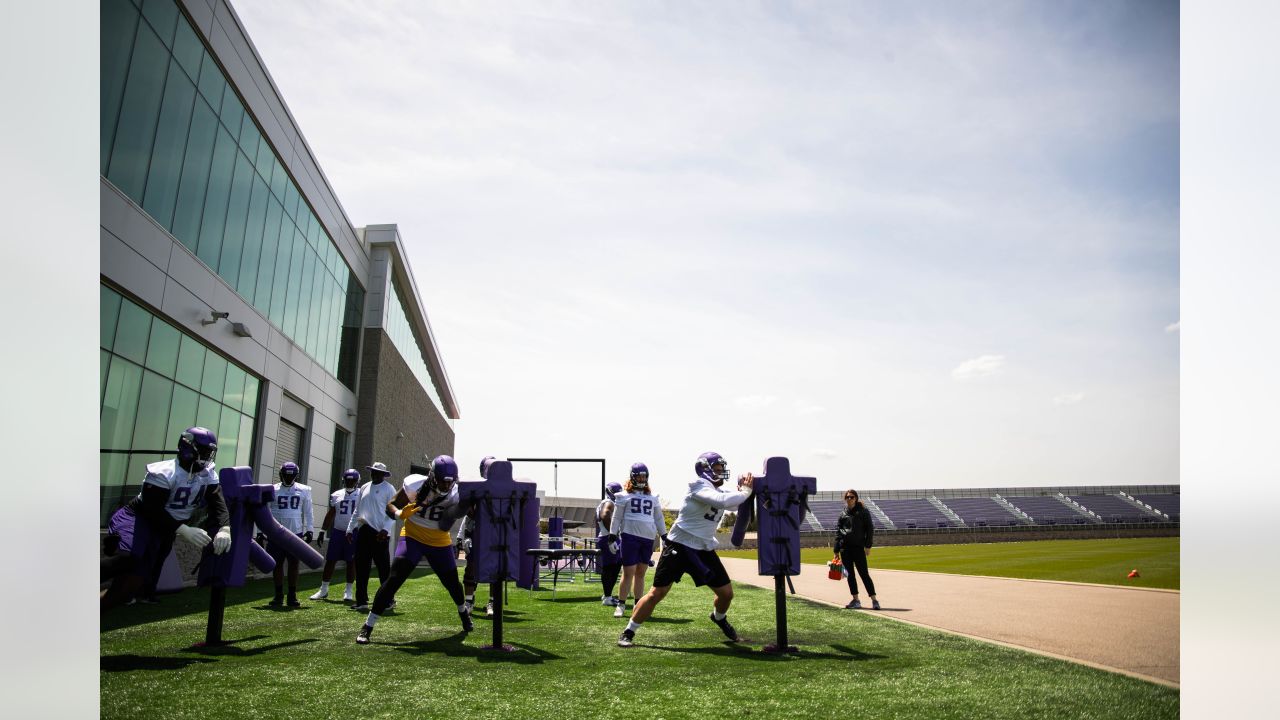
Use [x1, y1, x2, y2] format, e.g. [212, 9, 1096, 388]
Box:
[384, 277, 448, 417]
[100, 0, 360, 389]
[330, 427, 350, 493]
[100, 283, 260, 526]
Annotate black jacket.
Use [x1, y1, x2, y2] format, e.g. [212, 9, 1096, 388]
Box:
[834, 504, 874, 552]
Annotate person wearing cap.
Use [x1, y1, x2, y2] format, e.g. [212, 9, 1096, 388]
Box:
[346, 461, 397, 611]
[596, 481, 625, 609]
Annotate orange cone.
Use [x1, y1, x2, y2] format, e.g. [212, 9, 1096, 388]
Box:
[1127, 569, 1140, 578]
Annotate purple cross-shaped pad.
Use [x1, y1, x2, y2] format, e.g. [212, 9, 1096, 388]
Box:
[457, 460, 538, 584]
[730, 457, 816, 576]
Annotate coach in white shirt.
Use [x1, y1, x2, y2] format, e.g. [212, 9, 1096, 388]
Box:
[346, 461, 397, 610]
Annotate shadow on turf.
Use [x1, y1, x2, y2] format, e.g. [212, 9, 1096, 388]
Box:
[534, 595, 607, 604]
[178, 635, 320, 657]
[101, 654, 218, 672]
[387, 631, 565, 664]
[642, 641, 886, 662]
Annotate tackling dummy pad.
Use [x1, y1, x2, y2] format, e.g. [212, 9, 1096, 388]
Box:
[456, 460, 539, 586]
[730, 457, 816, 575]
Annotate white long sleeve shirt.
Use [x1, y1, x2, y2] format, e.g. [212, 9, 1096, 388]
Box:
[609, 492, 667, 539]
[665, 477, 750, 551]
[346, 480, 396, 535]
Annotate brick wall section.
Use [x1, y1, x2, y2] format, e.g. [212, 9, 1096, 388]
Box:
[353, 328, 455, 477]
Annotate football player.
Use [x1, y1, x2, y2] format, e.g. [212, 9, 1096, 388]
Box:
[608, 464, 666, 618]
[101, 427, 232, 612]
[617, 452, 752, 648]
[310, 468, 361, 601]
[263, 462, 313, 607]
[596, 481, 624, 609]
[356, 455, 472, 645]
[346, 461, 397, 611]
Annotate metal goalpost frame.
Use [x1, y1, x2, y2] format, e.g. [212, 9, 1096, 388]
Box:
[504, 457, 608, 504]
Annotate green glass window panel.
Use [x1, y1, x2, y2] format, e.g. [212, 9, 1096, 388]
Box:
[306, 264, 324, 358]
[217, 151, 254, 287]
[268, 222, 295, 327]
[113, 298, 152, 365]
[237, 413, 254, 466]
[101, 0, 140, 175]
[296, 247, 316, 351]
[283, 229, 305, 338]
[200, 351, 227, 400]
[236, 174, 269, 300]
[316, 279, 333, 372]
[253, 196, 284, 312]
[197, 126, 237, 268]
[141, 0, 178, 48]
[196, 49, 226, 108]
[132, 371, 174, 452]
[142, 57, 196, 231]
[107, 22, 168, 202]
[242, 375, 260, 414]
[195, 394, 222, 435]
[217, 407, 240, 466]
[171, 96, 218, 249]
[102, 356, 143, 450]
[144, 317, 181, 377]
[222, 363, 246, 412]
[307, 217, 324, 254]
[239, 115, 261, 159]
[269, 157, 286, 200]
[253, 134, 273, 181]
[174, 333, 205, 390]
[166, 384, 199, 449]
[283, 182, 299, 221]
[101, 349, 111, 408]
[101, 285, 122, 350]
[100, 453, 130, 491]
[171, 14, 203, 80]
[219, 86, 244, 138]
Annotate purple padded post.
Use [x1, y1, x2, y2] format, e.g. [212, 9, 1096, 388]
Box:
[729, 457, 816, 577]
[456, 461, 538, 583]
[197, 467, 275, 588]
[518, 495, 541, 590]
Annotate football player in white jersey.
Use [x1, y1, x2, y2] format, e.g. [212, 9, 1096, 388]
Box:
[310, 468, 361, 601]
[101, 427, 232, 612]
[608, 464, 667, 618]
[356, 455, 472, 645]
[346, 461, 397, 611]
[596, 481, 624, 609]
[617, 452, 752, 648]
[263, 461, 313, 607]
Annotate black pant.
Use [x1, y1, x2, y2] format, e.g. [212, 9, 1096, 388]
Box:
[372, 547, 466, 615]
[600, 561, 621, 597]
[841, 546, 876, 597]
[354, 525, 390, 605]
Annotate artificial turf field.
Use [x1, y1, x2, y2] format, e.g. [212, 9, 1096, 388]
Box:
[101, 564, 1178, 720]
[723, 537, 1180, 590]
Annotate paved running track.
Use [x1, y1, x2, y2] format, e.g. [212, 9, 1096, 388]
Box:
[720, 556, 1179, 687]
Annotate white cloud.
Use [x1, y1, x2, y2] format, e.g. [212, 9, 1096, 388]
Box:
[734, 394, 777, 409]
[1053, 393, 1085, 406]
[1165, 321, 1180, 333]
[795, 402, 826, 415]
[813, 449, 839, 460]
[951, 354, 1007, 381]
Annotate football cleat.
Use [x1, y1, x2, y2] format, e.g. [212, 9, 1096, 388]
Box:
[287, 593, 300, 608]
[356, 624, 373, 645]
[309, 588, 328, 600]
[485, 600, 494, 617]
[352, 603, 370, 612]
[269, 592, 283, 607]
[343, 589, 354, 602]
[601, 595, 615, 606]
[460, 611, 474, 632]
[617, 629, 635, 648]
[710, 612, 742, 642]
[872, 599, 881, 610]
[613, 603, 625, 618]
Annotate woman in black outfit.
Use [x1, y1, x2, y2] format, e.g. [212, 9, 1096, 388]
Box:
[833, 489, 879, 610]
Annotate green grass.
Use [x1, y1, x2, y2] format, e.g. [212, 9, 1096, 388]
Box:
[721, 537, 1179, 589]
[102, 569, 1177, 719]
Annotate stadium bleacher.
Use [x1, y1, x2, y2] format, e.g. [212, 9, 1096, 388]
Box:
[937, 497, 1024, 527]
[1132, 494, 1180, 521]
[1068, 494, 1157, 524]
[874, 498, 956, 529]
[1001, 495, 1092, 525]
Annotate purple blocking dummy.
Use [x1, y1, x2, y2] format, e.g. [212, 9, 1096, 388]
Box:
[730, 457, 816, 576]
[456, 460, 538, 584]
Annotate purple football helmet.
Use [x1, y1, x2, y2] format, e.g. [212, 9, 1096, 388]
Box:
[342, 468, 360, 488]
[431, 455, 459, 492]
[479, 455, 497, 479]
[176, 427, 217, 473]
[605, 481, 623, 501]
[279, 461, 300, 485]
[629, 462, 650, 492]
[695, 452, 730, 487]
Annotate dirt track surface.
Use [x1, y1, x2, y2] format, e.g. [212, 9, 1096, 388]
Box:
[720, 556, 1179, 686]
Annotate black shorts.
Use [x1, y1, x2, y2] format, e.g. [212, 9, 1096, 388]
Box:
[652, 541, 730, 589]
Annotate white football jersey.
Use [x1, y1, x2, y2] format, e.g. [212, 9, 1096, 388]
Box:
[610, 492, 666, 539]
[330, 488, 360, 532]
[665, 477, 750, 551]
[271, 482, 313, 534]
[142, 459, 220, 523]
[595, 498, 614, 536]
[401, 474, 460, 532]
[348, 480, 396, 534]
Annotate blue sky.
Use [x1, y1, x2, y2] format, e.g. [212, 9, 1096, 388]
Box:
[236, 0, 1179, 501]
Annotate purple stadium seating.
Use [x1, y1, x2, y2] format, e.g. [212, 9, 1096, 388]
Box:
[1001, 496, 1092, 525]
[937, 497, 1024, 526]
[874, 498, 958, 529]
[1068, 494, 1156, 524]
[1132, 494, 1180, 521]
